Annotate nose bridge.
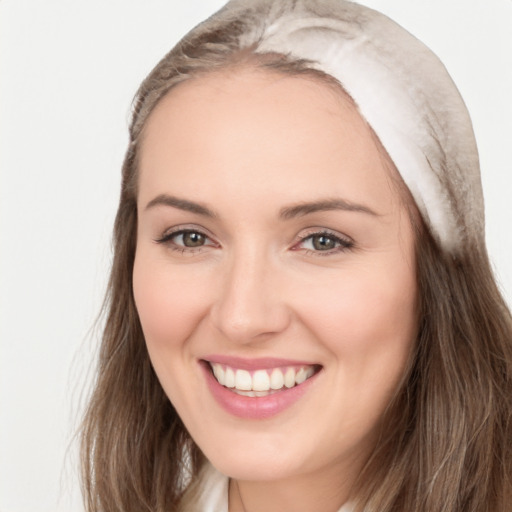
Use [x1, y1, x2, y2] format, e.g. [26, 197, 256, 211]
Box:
[211, 243, 289, 343]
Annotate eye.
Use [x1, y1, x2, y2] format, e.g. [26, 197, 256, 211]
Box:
[154, 228, 217, 251]
[295, 230, 353, 255]
[175, 231, 207, 247]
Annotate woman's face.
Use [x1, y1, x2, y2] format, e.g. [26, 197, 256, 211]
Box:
[133, 69, 418, 483]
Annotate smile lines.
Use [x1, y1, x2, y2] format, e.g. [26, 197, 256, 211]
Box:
[208, 362, 318, 396]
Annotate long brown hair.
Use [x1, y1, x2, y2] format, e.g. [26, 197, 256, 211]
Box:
[80, 4, 512, 511]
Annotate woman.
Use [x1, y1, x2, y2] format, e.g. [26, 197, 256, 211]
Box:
[80, 1, 512, 510]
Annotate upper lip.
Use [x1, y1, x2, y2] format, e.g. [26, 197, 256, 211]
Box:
[202, 355, 320, 370]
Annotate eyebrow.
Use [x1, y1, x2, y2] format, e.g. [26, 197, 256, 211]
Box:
[144, 194, 216, 217]
[144, 194, 378, 219]
[279, 198, 378, 219]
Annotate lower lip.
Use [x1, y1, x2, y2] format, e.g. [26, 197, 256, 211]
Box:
[201, 362, 320, 420]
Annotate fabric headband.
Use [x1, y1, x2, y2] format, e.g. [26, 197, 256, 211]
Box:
[208, 0, 484, 253]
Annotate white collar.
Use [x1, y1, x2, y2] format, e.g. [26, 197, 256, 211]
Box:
[196, 463, 230, 512]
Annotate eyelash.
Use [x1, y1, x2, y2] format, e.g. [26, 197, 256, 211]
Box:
[154, 228, 217, 253]
[294, 230, 354, 256]
[154, 228, 354, 256]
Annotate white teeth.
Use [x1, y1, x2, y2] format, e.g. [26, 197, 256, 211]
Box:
[270, 368, 285, 390]
[252, 370, 270, 391]
[224, 367, 235, 388]
[284, 367, 295, 388]
[213, 364, 225, 383]
[235, 369, 252, 391]
[295, 367, 307, 385]
[305, 366, 315, 379]
[232, 389, 274, 397]
[209, 362, 317, 393]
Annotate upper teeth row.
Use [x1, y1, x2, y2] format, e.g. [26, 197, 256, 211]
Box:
[210, 363, 315, 391]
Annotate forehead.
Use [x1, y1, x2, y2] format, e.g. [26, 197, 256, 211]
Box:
[141, 67, 362, 148]
[138, 68, 400, 216]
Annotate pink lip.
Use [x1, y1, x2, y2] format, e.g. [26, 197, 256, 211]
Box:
[203, 354, 317, 371]
[200, 360, 321, 420]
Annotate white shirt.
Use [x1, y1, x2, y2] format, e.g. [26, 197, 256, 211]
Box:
[197, 464, 355, 512]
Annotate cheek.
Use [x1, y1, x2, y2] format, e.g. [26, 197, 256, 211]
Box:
[132, 252, 209, 352]
[299, 262, 417, 382]
[307, 267, 415, 328]
[300, 266, 417, 438]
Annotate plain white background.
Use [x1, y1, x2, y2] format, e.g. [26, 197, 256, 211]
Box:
[0, 1, 511, 511]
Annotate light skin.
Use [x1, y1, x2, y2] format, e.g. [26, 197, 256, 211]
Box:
[133, 68, 418, 512]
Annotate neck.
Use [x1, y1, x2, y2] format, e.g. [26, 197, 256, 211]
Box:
[228, 463, 356, 512]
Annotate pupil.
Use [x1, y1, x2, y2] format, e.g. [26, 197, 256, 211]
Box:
[313, 235, 335, 251]
[183, 232, 205, 247]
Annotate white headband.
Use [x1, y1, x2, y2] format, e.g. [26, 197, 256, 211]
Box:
[215, 0, 485, 252]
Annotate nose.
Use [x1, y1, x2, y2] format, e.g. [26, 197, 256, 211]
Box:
[210, 248, 291, 344]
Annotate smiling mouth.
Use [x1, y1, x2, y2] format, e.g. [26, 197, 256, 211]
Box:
[206, 361, 321, 397]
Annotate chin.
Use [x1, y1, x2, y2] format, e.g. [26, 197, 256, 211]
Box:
[210, 455, 300, 482]
[196, 429, 322, 482]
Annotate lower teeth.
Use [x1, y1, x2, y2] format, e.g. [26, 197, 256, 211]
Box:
[230, 388, 283, 397]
